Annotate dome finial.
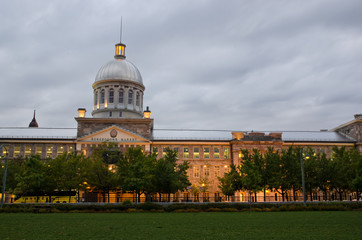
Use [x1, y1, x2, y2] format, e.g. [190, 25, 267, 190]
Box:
[29, 110, 38, 128]
[115, 17, 126, 60]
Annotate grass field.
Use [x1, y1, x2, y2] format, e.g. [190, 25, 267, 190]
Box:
[0, 211, 361, 239]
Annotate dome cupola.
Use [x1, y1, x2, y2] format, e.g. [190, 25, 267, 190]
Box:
[92, 39, 145, 119]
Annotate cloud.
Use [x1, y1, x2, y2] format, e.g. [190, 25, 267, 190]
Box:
[0, 0, 361, 132]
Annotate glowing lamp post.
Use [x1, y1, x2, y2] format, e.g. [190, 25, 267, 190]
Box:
[77, 108, 86, 118]
[143, 106, 151, 119]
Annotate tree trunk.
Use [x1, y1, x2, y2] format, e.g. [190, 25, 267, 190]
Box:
[282, 189, 285, 202]
[263, 189, 266, 202]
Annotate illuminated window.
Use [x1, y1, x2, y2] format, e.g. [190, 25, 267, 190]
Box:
[224, 165, 229, 173]
[193, 166, 199, 178]
[214, 166, 220, 177]
[109, 89, 114, 103]
[204, 165, 209, 176]
[1, 147, 8, 157]
[193, 147, 199, 159]
[100, 89, 105, 104]
[224, 147, 230, 159]
[163, 147, 168, 157]
[25, 145, 31, 157]
[36, 146, 42, 156]
[46, 146, 53, 158]
[14, 146, 20, 158]
[94, 92, 98, 105]
[183, 148, 189, 159]
[239, 151, 243, 159]
[136, 92, 140, 106]
[128, 90, 133, 104]
[204, 148, 209, 159]
[57, 146, 64, 156]
[119, 89, 124, 103]
[214, 148, 220, 159]
[68, 146, 74, 153]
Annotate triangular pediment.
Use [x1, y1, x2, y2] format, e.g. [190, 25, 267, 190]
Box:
[76, 125, 150, 143]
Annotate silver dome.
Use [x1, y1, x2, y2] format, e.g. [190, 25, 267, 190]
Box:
[95, 59, 143, 85]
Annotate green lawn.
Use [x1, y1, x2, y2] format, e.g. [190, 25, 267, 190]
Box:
[0, 211, 361, 239]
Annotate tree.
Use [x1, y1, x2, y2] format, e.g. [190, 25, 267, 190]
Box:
[239, 149, 263, 202]
[48, 152, 86, 202]
[152, 148, 190, 202]
[85, 143, 120, 202]
[331, 147, 355, 200]
[265, 148, 281, 201]
[117, 147, 156, 202]
[218, 163, 242, 199]
[15, 155, 50, 203]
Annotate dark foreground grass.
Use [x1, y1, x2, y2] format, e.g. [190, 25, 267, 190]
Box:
[0, 211, 361, 240]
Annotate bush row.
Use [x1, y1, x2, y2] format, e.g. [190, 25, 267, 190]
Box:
[0, 201, 360, 213]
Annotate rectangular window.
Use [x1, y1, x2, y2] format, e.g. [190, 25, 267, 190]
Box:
[224, 147, 230, 159]
[36, 146, 42, 156]
[183, 148, 189, 159]
[25, 145, 31, 157]
[109, 90, 114, 103]
[119, 90, 124, 103]
[163, 147, 168, 157]
[224, 165, 229, 173]
[1, 147, 8, 157]
[68, 146, 74, 153]
[128, 90, 133, 104]
[46, 146, 53, 158]
[193, 166, 199, 178]
[204, 165, 210, 176]
[214, 166, 220, 177]
[204, 148, 209, 159]
[193, 147, 199, 159]
[57, 146, 64, 156]
[14, 146, 20, 158]
[214, 147, 220, 159]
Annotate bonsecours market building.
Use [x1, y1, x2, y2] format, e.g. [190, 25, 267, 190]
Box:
[1, 39, 361, 203]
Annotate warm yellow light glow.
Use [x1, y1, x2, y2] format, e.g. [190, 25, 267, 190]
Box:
[108, 166, 112, 171]
[78, 108, 86, 118]
[266, 190, 269, 193]
[83, 182, 88, 185]
[104, 101, 108, 108]
[224, 165, 228, 168]
[144, 111, 151, 118]
[202, 183, 205, 187]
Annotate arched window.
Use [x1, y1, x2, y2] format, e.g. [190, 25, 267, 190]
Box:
[109, 89, 114, 103]
[95, 92, 98, 105]
[136, 92, 140, 106]
[119, 89, 124, 104]
[100, 89, 105, 104]
[128, 90, 133, 104]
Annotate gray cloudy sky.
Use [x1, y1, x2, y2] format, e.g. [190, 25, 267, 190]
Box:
[1, 0, 361, 131]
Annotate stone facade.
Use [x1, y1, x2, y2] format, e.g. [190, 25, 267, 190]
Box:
[75, 117, 153, 139]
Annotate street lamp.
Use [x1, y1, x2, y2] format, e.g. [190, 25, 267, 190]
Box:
[299, 149, 309, 206]
[0, 145, 9, 208]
